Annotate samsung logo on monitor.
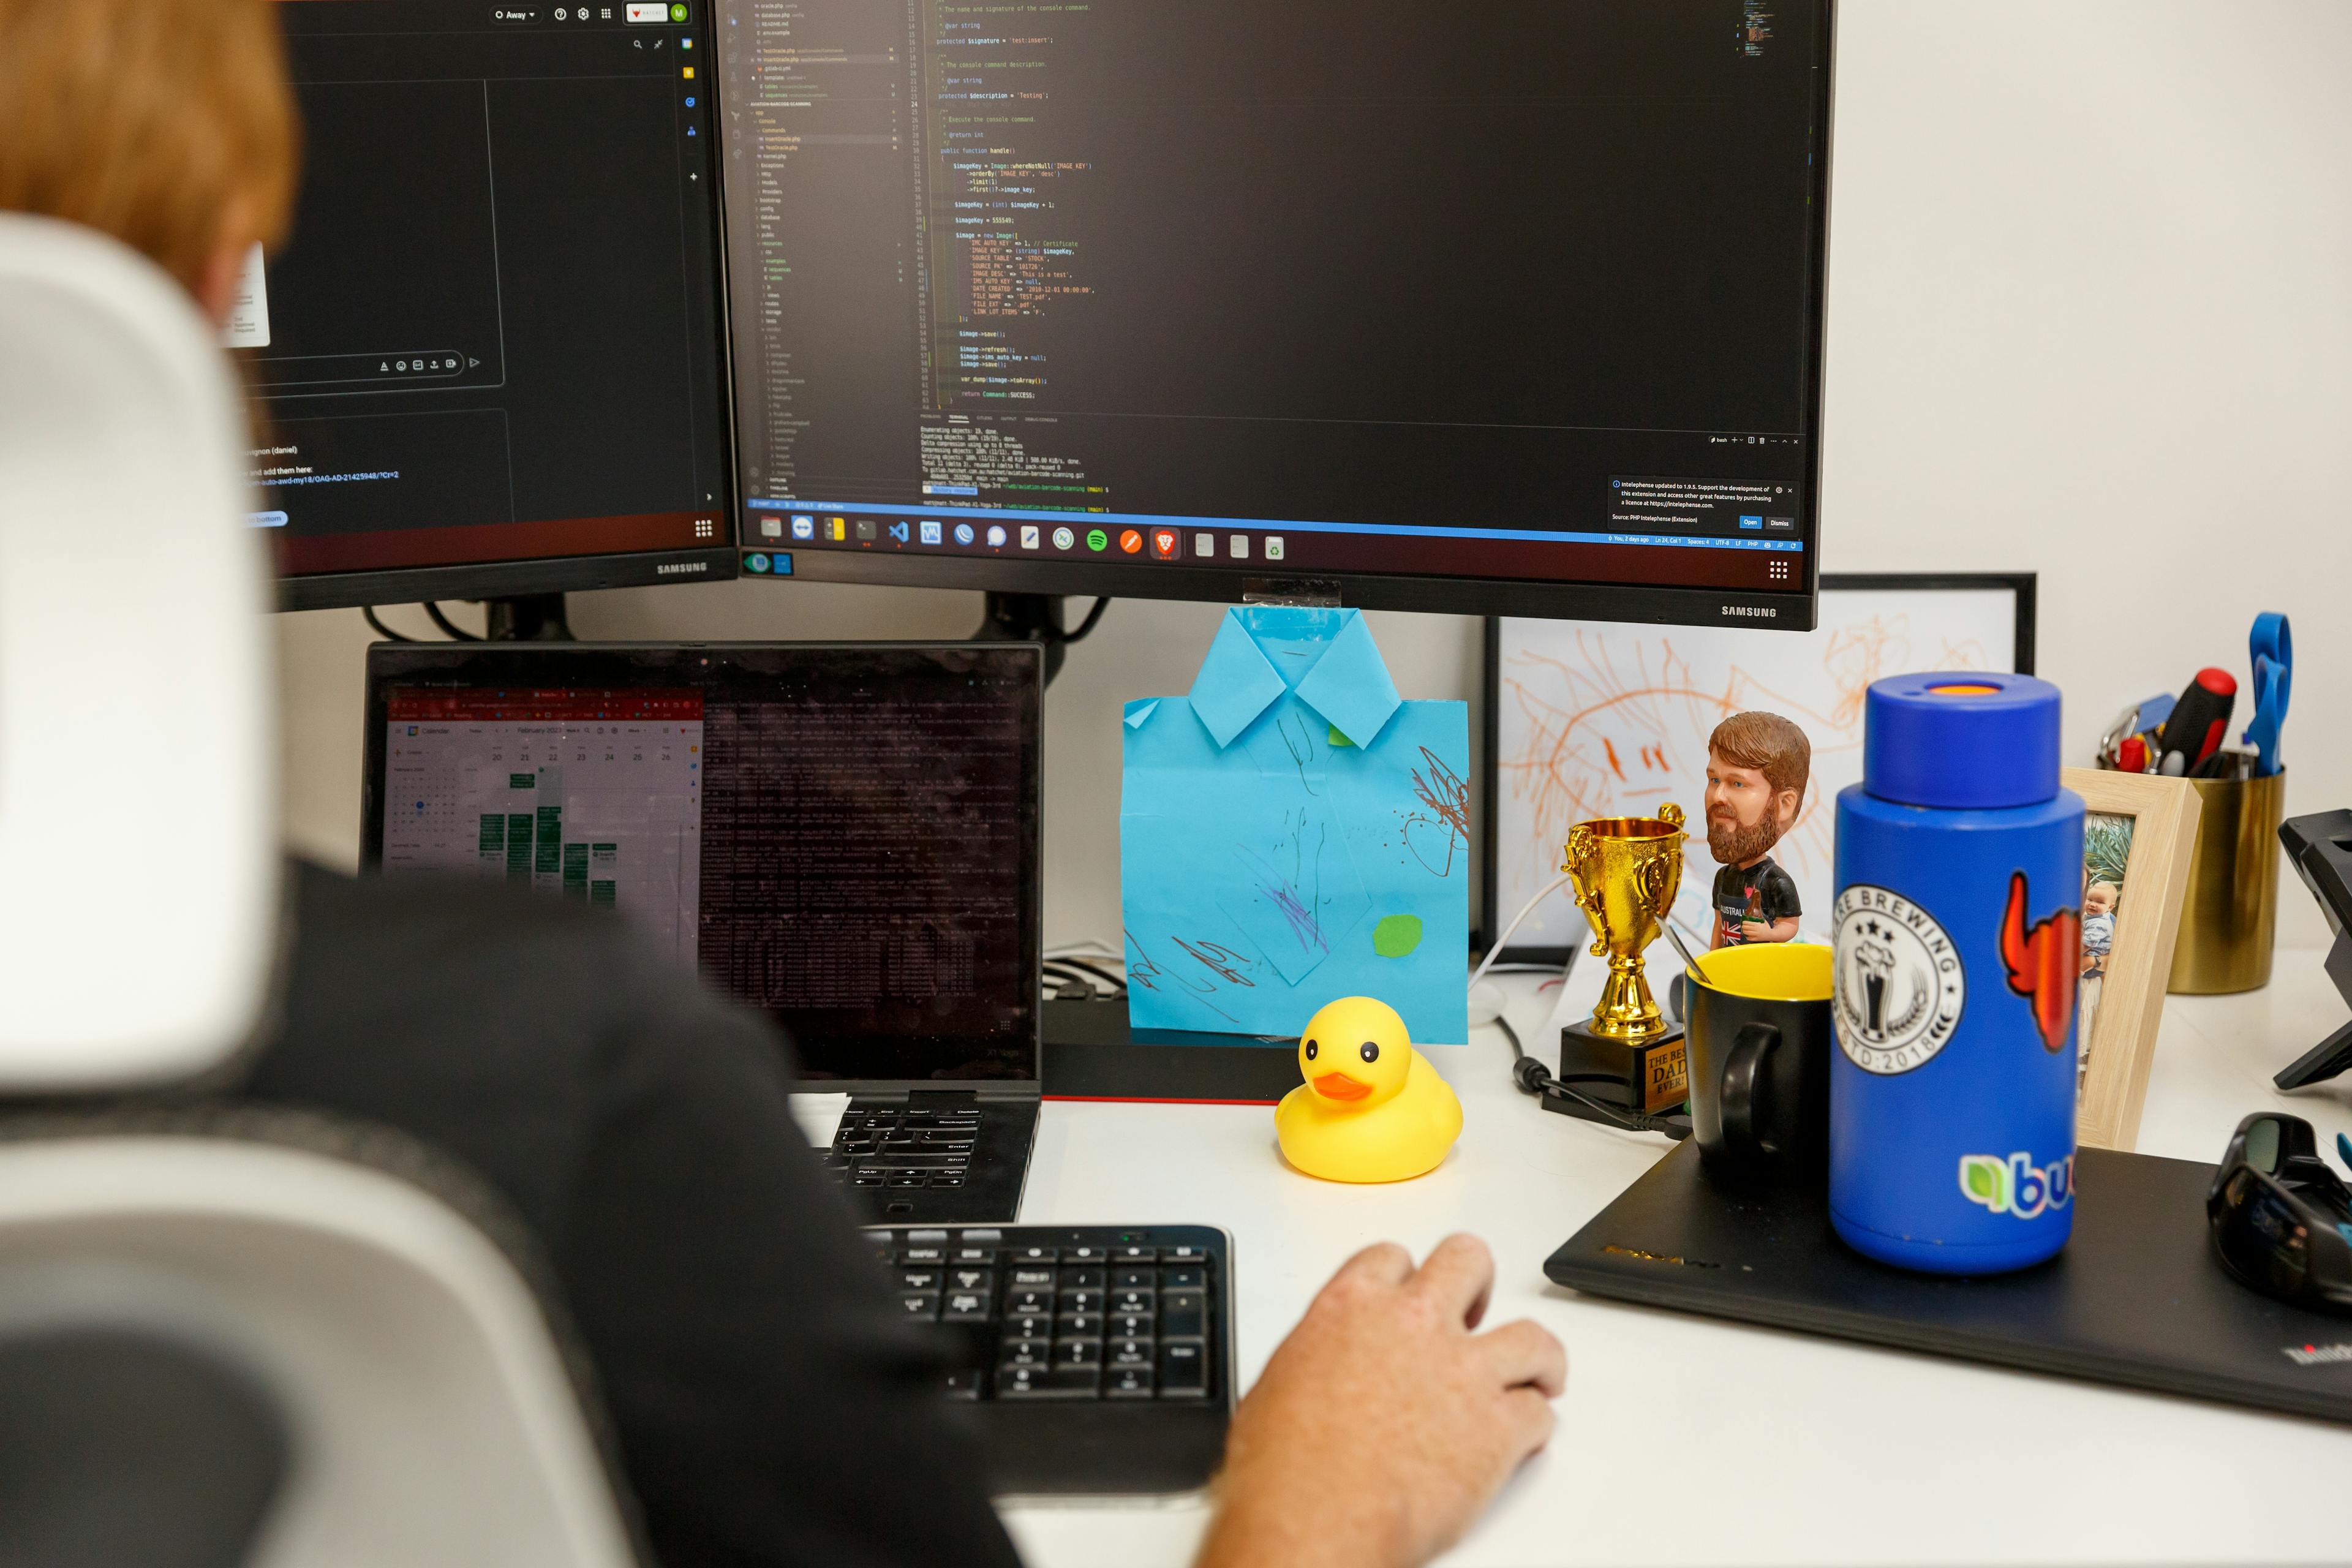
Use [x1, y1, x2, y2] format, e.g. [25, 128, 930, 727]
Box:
[1722, 605, 1776, 619]
[657, 562, 710, 576]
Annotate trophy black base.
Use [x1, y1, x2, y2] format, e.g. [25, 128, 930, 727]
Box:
[1558, 1019, 1689, 1117]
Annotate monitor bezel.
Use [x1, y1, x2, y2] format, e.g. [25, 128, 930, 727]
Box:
[281, 545, 741, 613]
[765, 549, 1820, 630]
[360, 639, 1046, 1091]
[730, 0, 1838, 632]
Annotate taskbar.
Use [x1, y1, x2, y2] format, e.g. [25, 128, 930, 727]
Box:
[741, 505, 1805, 594]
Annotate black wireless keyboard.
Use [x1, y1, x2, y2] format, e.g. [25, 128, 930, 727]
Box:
[867, 1223, 1235, 1498]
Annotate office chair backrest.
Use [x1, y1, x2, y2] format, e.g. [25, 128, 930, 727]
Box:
[0, 1317, 290, 1568]
[0, 214, 278, 1091]
[0, 1120, 644, 1568]
[0, 216, 641, 1568]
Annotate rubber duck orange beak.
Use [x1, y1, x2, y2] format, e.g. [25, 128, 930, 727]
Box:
[1313, 1071, 1372, 1101]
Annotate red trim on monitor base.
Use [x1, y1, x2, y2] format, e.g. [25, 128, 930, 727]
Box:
[1042, 1094, 1284, 1106]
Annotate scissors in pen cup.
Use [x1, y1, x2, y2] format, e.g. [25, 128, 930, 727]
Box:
[2206, 1112, 2352, 1314]
[2243, 611, 2291, 778]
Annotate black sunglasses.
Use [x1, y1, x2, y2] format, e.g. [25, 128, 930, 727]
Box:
[2207, 1113, 2352, 1316]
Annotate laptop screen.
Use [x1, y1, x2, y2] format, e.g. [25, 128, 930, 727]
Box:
[363, 644, 1041, 1084]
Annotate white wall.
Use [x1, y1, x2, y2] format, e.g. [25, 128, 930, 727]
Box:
[279, 0, 2350, 951]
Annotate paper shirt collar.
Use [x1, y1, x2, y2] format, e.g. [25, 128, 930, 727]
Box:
[1185, 607, 1403, 750]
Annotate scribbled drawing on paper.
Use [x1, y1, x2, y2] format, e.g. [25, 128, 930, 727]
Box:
[1237, 809, 1336, 963]
[1270, 708, 1325, 798]
[1401, 747, 1471, 879]
[1491, 590, 2020, 951]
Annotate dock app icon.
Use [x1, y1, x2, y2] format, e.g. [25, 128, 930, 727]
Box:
[1020, 526, 1041, 549]
[1150, 527, 1180, 560]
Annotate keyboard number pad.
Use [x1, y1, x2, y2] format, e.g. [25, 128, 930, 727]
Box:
[878, 1227, 1214, 1404]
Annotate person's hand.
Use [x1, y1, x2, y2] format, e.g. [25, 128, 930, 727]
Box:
[1194, 1235, 1565, 1568]
[1740, 918, 1772, 941]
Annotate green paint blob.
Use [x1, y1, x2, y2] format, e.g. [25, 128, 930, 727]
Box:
[1328, 723, 1354, 747]
[1373, 914, 1423, 958]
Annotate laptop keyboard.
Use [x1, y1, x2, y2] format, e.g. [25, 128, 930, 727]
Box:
[869, 1225, 1228, 1404]
[826, 1099, 982, 1191]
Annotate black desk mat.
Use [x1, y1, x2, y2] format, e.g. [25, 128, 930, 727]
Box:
[1545, 1142, 2352, 1425]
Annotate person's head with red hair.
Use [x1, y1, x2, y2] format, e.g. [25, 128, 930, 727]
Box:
[0, 0, 301, 320]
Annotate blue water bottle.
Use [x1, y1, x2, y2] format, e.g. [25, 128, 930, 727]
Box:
[1830, 674, 2085, 1274]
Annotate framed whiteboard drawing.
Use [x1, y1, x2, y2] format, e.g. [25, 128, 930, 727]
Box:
[1482, 573, 2037, 962]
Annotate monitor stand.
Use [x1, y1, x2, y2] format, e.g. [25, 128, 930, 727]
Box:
[976, 592, 1069, 685]
[482, 593, 574, 643]
[1040, 995, 1302, 1103]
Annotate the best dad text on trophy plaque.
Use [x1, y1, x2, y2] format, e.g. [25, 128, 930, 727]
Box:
[1559, 804, 1689, 1115]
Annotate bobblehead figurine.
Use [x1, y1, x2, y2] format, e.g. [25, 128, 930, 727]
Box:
[1705, 711, 1811, 949]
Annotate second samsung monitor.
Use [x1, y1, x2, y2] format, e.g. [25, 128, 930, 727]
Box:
[261, 0, 736, 611]
[716, 0, 1833, 627]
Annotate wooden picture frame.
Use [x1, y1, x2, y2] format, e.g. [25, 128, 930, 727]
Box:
[2067, 767, 2201, 1152]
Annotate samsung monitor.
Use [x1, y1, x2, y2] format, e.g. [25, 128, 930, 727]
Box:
[715, 0, 1833, 628]
[258, 0, 737, 611]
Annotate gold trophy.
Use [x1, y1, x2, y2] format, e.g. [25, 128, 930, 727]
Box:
[1558, 804, 1690, 1115]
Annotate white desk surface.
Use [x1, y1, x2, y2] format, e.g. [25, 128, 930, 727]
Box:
[998, 950, 2352, 1567]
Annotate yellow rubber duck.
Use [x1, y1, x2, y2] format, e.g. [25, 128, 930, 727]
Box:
[1275, 997, 1463, 1183]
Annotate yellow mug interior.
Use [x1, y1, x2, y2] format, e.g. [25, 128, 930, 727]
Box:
[1693, 941, 1831, 1002]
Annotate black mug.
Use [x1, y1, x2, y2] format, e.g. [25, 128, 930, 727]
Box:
[1682, 943, 1833, 1171]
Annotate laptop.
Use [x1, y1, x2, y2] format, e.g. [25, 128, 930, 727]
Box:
[362, 641, 1045, 1225]
[1545, 1140, 2352, 1427]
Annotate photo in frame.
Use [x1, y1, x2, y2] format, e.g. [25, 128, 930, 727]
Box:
[2064, 767, 2201, 1151]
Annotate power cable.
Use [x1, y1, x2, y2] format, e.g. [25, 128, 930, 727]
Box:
[1060, 597, 1110, 644]
[361, 606, 414, 643]
[423, 602, 481, 641]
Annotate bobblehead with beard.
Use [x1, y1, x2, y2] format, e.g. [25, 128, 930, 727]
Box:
[1702, 712, 1809, 867]
[1706, 801, 1780, 867]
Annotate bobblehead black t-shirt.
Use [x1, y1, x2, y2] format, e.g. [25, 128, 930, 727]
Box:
[1713, 856, 1801, 945]
[233, 861, 1020, 1568]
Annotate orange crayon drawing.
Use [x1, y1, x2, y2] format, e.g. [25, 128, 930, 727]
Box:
[1496, 617, 1996, 933]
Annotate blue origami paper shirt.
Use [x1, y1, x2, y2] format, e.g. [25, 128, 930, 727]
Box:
[1120, 606, 1470, 1043]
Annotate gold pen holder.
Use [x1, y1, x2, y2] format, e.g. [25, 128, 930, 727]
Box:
[2168, 764, 2286, 995]
[1558, 805, 1690, 1114]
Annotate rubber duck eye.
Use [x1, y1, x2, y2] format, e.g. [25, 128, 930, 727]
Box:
[1304, 1039, 1319, 1061]
[1360, 1042, 1379, 1064]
